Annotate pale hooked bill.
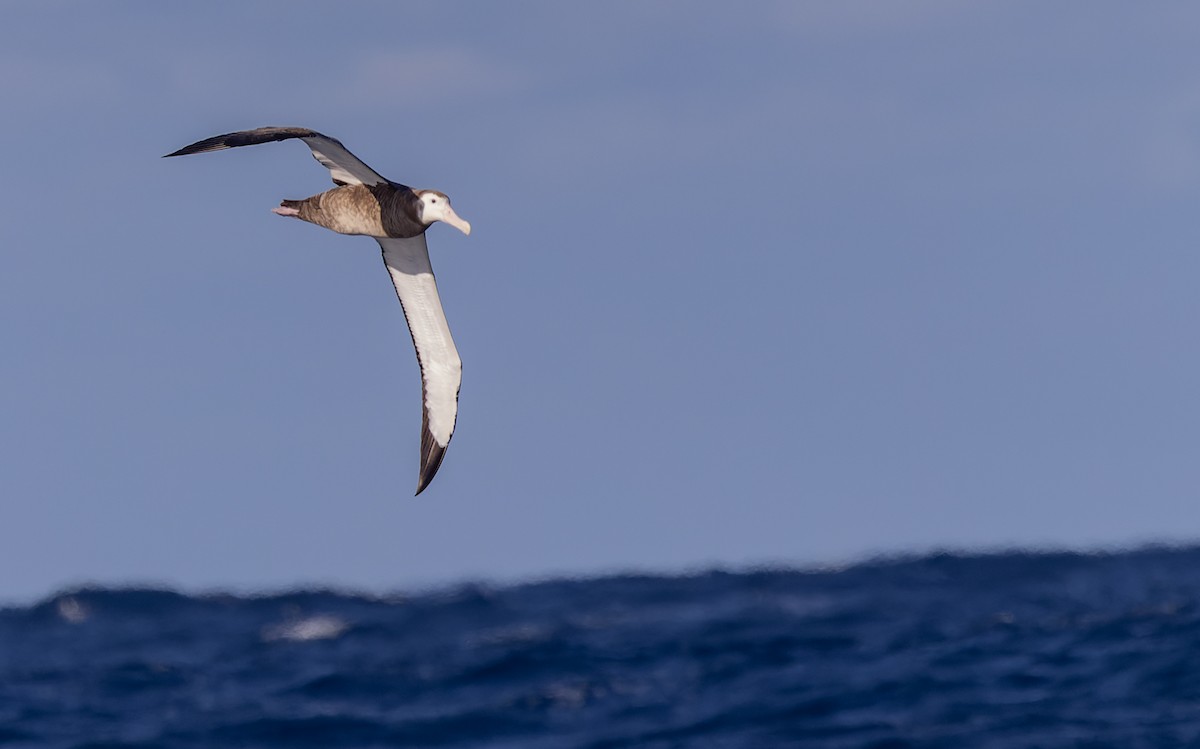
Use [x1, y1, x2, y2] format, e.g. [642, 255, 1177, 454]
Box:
[165, 127, 471, 495]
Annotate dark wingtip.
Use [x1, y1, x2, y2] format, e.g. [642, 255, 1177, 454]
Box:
[163, 127, 322, 160]
[414, 441, 447, 496]
[166, 127, 327, 160]
[163, 139, 232, 158]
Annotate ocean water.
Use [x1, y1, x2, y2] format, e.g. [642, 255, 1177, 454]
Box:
[3, 548, 1200, 748]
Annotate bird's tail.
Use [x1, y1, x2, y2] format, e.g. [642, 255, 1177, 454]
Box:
[272, 199, 302, 217]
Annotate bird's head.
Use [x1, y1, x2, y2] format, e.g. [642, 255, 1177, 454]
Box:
[416, 190, 471, 235]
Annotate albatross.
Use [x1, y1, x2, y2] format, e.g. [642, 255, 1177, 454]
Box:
[165, 127, 471, 495]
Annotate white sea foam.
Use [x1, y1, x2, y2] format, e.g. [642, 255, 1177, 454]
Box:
[261, 614, 349, 642]
[56, 596, 90, 624]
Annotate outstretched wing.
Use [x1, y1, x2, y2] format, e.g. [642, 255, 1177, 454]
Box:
[164, 126, 389, 187]
[378, 236, 462, 495]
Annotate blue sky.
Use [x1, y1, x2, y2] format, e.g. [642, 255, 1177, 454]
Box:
[4, 2, 1200, 601]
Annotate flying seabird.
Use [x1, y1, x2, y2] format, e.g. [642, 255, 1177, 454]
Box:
[165, 127, 471, 495]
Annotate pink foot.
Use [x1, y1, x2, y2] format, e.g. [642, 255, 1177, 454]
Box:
[272, 206, 300, 217]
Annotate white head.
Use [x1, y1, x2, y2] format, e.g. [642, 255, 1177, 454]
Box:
[417, 190, 471, 235]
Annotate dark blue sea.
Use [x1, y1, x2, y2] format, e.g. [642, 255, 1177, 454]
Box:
[3, 548, 1200, 748]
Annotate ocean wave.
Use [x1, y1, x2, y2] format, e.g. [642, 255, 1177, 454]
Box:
[2, 547, 1199, 747]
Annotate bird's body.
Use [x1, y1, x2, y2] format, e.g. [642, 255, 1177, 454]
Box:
[276, 183, 427, 238]
[165, 127, 471, 495]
